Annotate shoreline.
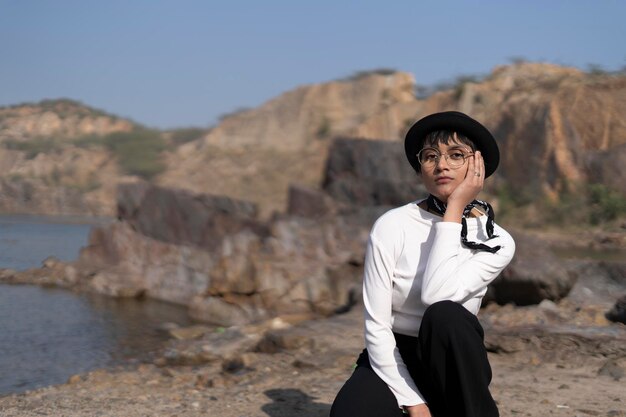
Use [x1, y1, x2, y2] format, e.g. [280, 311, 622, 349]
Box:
[1, 305, 625, 417]
[1, 215, 624, 414]
[0, 280, 195, 398]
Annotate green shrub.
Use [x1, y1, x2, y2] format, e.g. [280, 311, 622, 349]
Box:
[452, 74, 485, 100]
[508, 56, 529, 65]
[169, 128, 207, 145]
[72, 134, 105, 148]
[496, 182, 625, 228]
[588, 184, 626, 224]
[102, 129, 167, 180]
[496, 183, 534, 218]
[341, 68, 397, 82]
[316, 118, 331, 138]
[38, 98, 119, 120]
[218, 107, 251, 122]
[542, 189, 589, 226]
[586, 63, 608, 76]
[549, 183, 626, 226]
[3, 138, 63, 159]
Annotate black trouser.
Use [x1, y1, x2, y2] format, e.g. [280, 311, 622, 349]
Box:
[330, 301, 498, 417]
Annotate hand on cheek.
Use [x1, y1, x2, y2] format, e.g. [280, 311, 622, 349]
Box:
[449, 151, 484, 207]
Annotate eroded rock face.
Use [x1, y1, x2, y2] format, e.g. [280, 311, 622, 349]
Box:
[586, 143, 626, 195]
[159, 72, 417, 217]
[160, 63, 626, 218]
[472, 67, 626, 201]
[200, 72, 416, 151]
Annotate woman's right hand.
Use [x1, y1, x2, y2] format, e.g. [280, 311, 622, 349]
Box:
[443, 150, 485, 223]
[447, 150, 485, 208]
[404, 403, 431, 417]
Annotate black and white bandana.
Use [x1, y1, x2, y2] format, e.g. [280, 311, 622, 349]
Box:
[426, 194, 501, 253]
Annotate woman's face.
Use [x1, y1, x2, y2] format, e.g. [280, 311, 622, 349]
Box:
[419, 139, 473, 202]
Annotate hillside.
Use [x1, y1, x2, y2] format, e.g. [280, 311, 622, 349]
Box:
[0, 64, 625, 221]
[0, 99, 137, 215]
[0, 100, 207, 216]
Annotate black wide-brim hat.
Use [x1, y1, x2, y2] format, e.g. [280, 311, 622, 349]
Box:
[404, 111, 500, 178]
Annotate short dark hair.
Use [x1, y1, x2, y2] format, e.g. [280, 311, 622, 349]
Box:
[422, 130, 476, 150]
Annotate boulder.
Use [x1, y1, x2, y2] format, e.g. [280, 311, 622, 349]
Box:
[322, 138, 426, 207]
[566, 260, 626, 304]
[605, 295, 626, 325]
[488, 230, 578, 305]
[116, 182, 265, 250]
[79, 221, 214, 304]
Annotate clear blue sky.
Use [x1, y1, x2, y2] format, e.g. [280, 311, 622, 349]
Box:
[1, 0, 625, 129]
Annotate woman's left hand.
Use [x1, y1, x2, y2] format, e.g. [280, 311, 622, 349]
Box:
[404, 404, 431, 417]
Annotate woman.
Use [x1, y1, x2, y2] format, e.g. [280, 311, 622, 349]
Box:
[330, 111, 515, 417]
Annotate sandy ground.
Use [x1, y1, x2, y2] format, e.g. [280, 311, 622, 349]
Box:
[1, 305, 624, 417]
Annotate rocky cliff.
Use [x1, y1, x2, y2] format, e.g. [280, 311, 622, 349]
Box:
[159, 71, 418, 217]
[159, 63, 626, 217]
[469, 64, 626, 200]
[1, 64, 625, 219]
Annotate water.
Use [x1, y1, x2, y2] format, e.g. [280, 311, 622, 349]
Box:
[0, 215, 194, 396]
[0, 215, 96, 270]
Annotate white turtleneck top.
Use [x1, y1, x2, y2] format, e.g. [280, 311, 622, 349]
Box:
[362, 200, 515, 407]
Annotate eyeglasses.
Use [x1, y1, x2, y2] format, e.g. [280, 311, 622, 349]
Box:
[417, 147, 474, 169]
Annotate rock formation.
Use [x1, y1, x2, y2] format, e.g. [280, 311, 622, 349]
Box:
[75, 182, 381, 325]
[487, 231, 577, 305]
[69, 156, 589, 326]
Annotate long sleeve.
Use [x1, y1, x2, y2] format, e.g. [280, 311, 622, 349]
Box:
[359, 202, 514, 408]
[363, 233, 425, 407]
[421, 221, 515, 306]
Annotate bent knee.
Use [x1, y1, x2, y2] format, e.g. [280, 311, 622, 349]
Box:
[422, 301, 471, 329]
[423, 300, 464, 320]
